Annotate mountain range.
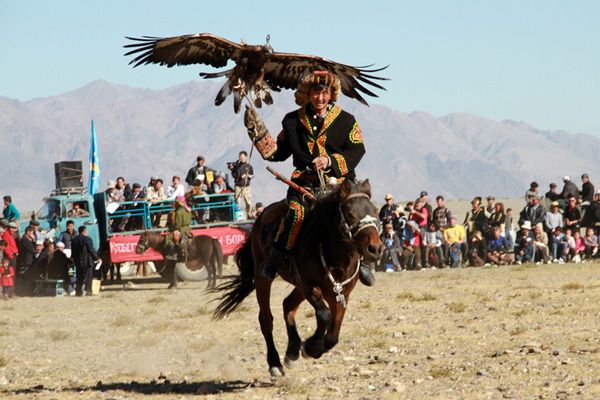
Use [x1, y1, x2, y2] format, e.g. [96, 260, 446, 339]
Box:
[1, 79, 599, 211]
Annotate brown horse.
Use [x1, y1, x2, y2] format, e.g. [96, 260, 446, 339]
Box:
[135, 231, 223, 289]
[212, 179, 383, 376]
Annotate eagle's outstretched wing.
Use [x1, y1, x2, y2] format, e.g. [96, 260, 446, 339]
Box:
[264, 52, 389, 105]
[124, 33, 242, 68]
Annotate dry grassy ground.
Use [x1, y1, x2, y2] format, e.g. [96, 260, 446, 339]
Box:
[0, 262, 599, 399]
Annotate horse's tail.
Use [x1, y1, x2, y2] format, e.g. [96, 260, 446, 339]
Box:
[211, 238, 255, 320]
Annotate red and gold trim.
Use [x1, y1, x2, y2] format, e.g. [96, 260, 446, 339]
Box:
[331, 153, 348, 175]
[349, 122, 364, 144]
[286, 200, 305, 250]
[320, 105, 342, 136]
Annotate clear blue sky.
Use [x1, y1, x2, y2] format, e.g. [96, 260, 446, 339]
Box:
[1, 0, 599, 134]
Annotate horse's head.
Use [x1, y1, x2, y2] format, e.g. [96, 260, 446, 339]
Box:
[337, 179, 384, 263]
[135, 232, 149, 254]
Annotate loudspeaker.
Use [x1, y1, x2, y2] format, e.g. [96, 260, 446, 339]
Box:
[54, 161, 83, 190]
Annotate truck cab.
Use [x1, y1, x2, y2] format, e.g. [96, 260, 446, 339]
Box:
[24, 190, 100, 249]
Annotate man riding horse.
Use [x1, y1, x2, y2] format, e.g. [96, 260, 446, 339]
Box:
[164, 195, 193, 260]
[244, 71, 375, 286]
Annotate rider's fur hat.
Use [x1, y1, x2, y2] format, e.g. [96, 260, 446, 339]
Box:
[294, 71, 341, 106]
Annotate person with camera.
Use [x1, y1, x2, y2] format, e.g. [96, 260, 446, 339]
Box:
[228, 151, 254, 218]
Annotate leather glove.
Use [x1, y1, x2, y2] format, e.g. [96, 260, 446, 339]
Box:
[244, 105, 268, 140]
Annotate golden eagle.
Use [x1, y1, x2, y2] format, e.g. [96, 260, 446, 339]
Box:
[124, 33, 388, 113]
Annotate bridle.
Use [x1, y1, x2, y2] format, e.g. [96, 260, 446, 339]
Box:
[338, 192, 381, 240]
[319, 191, 380, 308]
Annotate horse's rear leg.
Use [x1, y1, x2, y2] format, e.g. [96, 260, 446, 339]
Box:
[256, 278, 284, 377]
[302, 287, 331, 359]
[282, 287, 305, 368]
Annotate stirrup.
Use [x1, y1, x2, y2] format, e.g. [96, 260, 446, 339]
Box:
[359, 262, 375, 287]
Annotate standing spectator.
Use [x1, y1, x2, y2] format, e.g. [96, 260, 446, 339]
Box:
[418, 191, 433, 223]
[36, 239, 55, 278]
[3, 196, 20, 223]
[114, 176, 131, 201]
[514, 221, 535, 264]
[401, 220, 421, 270]
[551, 227, 568, 263]
[559, 176, 579, 208]
[54, 241, 76, 295]
[486, 226, 511, 266]
[583, 227, 598, 259]
[532, 223, 550, 263]
[504, 208, 517, 250]
[166, 175, 185, 200]
[16, 225, 36, 295]
[411, 199, 428, 266]
[229, 151, 255, 218]
[123, 183, 146, 230]
[487, 202, 506, 238]
[524, 182, 540, 203]
[58, 220, 76, 255]
[1, 220, 18, 266]
[580, 174, 595, 204]
[519, 192, 546, 228]
[71, 226, 99, 296]
[544, 183, 560, 210]
[380, 223, 401, 272]
[463, 197, 485, 241]
[379, 194, 396, 225]
[443, 215, 466, 268]
[484, 195, 496, 219]
[432, 195, 452, 231]
[563, 196, 582, 233]
[0, 258, 15, 299]
[423, 223, 444, 268]
[185, 155, 215, 191]
[583, 191, 600, 230]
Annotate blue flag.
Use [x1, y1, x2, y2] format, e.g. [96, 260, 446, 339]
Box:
[88, 120, 100, 195]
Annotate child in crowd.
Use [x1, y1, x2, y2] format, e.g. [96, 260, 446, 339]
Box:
[573, 231, 585, 262]
[564, 229, 576, 261]
[0, 258, 15, 299]
[584, 228, 598, 259]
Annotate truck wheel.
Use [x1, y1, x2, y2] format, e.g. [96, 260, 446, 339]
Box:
[174, 262, 208, 282]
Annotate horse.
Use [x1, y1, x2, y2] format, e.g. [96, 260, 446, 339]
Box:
[135, 231, 223, 289]
[211, 179, 384, 377]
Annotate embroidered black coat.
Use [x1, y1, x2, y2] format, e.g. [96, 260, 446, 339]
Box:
[269, 103, 365, 184]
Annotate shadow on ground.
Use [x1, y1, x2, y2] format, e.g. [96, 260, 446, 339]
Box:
[4, 378, 264, 396]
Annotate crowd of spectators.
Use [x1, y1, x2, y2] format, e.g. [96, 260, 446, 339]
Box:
[104, 152, 259, 232]
[378, 174, 600, 272]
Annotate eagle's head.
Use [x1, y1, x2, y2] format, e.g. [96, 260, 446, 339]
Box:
[261, 34, 273, 56]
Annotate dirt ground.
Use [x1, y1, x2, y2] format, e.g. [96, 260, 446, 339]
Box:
[0, 260, 599, 400]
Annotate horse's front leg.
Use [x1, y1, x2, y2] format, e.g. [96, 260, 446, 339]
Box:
[323, 290, 351, 352]
[302, 287, 331, 359]
[282, 287, 305, 368]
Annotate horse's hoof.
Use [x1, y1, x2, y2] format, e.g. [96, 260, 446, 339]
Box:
[284, 354, 299, 368]
[300, 342, 309, 359]
[269, 366, 284, 377]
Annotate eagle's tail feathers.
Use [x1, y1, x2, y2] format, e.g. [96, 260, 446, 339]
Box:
[215, 82, 231, 106]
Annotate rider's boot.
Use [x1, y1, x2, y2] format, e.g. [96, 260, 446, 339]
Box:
[262, 246, 286, 281]
[165, 242, 178, 261]
[359, 262, 375, 286]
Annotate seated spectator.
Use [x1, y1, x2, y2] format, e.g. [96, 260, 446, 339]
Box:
[572, 230, 585, 262]
[532, 223, 550, 263]
[558, 176, 579, 208]
[212, 172, 232, 194]
[422, 223, 444, 268]
[514, 221, 535, 264]
[486, 226, 511, 265]
[545, 201, 563, 235]
[185, 155, 215, 192]
[443, 215, 466, 268]
[122, 183, 146, 231]
[379, 194, 397, 225]
[487, 202, 506, 238]
[146, 178, 167, 227]
[36, 239, 55, 279]
[114, 177, 131, 202]
[67, 202, 90, 218]
[401, 220, 421, 270]
[166, 175, 185, 200]
[544, 183, 560, 209]
[467, 230, 486, 267]
[380, 223, 401, 272]
[563, 228, 577, 262]
[563, 196, 581, 233]
[504, 207, 517, 251]
[551, 227, 568, 263]
[583, 227, 598, 259]
[3, 196, 20, 223]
